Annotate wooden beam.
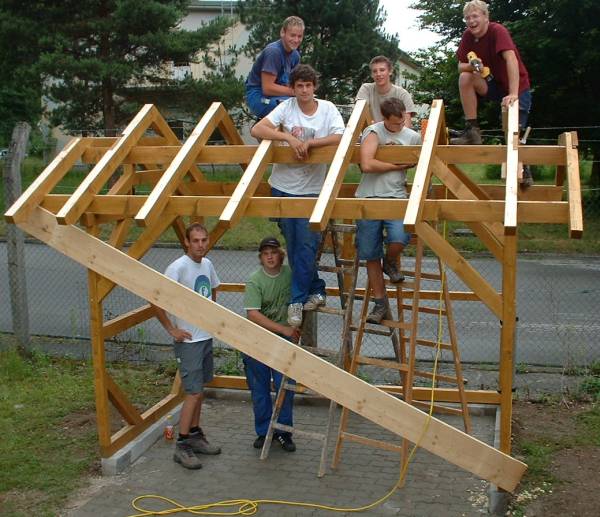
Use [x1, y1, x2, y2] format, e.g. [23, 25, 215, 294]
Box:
[4, 137, 86, 224]
[503, 101, 520, 235]
[56, 105, 156, 225]
[18, 206, 526, 492]
[105, 372, 143, 425]
[134, 102, 223, 228]
[309, 99, 368, 231]
[103, 304, 155, 339]
[416, 221, 503, 319]
[217, 139, 273, 229]
[404, 99, 444, 233]
[560, 132, 583, 238]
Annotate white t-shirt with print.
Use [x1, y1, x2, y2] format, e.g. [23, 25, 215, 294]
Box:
[267, 98, 345, 195]
[356, 83, 416, 122]
[164, 255, 220, 343]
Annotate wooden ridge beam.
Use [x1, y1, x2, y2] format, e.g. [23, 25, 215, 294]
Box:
[4, 137, 86, 224]
[416, 221, 503, 319]
[309, 99, 368, 231]
[56, 104, 156, 225]
[404, 99, 444, 233]
[18, 206, 526, 492]
[560, 132, 583, 238]
[503, 101, 520, 235]
[134, 102, 224, 228]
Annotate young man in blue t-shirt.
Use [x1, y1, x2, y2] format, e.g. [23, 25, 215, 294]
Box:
[245, 16, 304, 119]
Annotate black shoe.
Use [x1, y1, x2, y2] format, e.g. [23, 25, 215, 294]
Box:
[382, 258, 404, 284]
[253, 435, 266, 449]
[274, 433, 296, 452]
[520, 165, 534, 189]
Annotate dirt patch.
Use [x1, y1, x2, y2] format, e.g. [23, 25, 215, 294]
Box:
[511, 400, 600, 516]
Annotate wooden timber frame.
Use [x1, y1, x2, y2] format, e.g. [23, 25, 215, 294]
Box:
[4, 99, 584, 493]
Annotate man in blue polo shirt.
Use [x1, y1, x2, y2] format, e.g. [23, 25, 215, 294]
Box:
[245, 16, 304, 119]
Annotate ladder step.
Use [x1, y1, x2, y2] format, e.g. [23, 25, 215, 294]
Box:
[340, 432, 403, 453]
[379, 318, 411, 330]
[400, 270, 443, 281]
[328, 223, 356, 233]
[416, 338, 453, 350]
[272, 422, 327, 441]
[317, 265, 355, 274]
[412, 400, 464, 415]
[385, 280, 416, 289]
[413, 370, 461, 384]
[398, 304, 447, 315]
[355, 355, 408, 371]
[350, 324, 393, 336]
[314, 306, 345, 316]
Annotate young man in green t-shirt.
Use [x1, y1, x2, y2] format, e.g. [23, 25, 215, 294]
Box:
[243, 237, 301, 452]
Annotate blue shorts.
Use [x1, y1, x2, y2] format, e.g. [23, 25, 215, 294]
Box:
[355, 218, 411, 260]
[479, 80, 532, 129]
[245, 86, 291, 119]
[174, 339, 214, 394]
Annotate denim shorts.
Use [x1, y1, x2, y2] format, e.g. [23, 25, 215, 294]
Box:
[174, 338, 214, 394]
[479, 79, 532, 129]
[355, 219, 411, 260]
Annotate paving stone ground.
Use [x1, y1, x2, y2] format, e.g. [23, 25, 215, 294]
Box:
[65, 393, 493, 517]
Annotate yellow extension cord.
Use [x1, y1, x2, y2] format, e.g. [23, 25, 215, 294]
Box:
[128, 216, 450, 517]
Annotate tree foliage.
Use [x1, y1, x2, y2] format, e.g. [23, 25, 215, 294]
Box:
[239, 0, 401, 104]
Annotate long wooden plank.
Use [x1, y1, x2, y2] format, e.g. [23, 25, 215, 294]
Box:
[404, 99, 444, 233]
[4, 137, 86, 224]
[19, 206, 526, 492]
[56, 105, 156, 225]
[504, 101, 520, 235]
[217, 139, 273, 229]
[103, 304, 155, 339]
[309, 99, 368, 231]
[134, 102, 224, 228]
[416, 221, 503, 319]
[561, 132, 583, 238]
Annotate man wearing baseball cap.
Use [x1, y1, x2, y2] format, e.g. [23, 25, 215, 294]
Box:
[243, 237, 300, 452]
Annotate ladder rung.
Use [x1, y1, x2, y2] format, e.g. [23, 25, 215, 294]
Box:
[385, 280, 415, 289]
[412, 400, 464, 415]
[337, 258, 356, 266]
[379, 318, 411, 330]
[317, 265, 354, 274]
[350, 324, 393, 336]
[413, 370, 460, 384]
[340, 432, 403, 453]
[400, 270, 442, 281]
[355, 355, 408, 371]
[328, 223, 356, 233]
[272, 423, 326, 441]
[399, 304, 447, 316]
[315, 306, 345, 316]
[416, 338, 453, 350]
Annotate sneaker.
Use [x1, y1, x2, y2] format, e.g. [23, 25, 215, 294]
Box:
[303, 293, 326, 311]
[450, 125, 482, 145]
[188, 428, 221, 455]
[382, 258, 404, 284]
[366, 303, 387, 324]
[253, 435, 266, 449]
[288, 303, 303, 327]
[520, 165, 534, 189]
[173, 441, 203, 469]
[274, 433, 296, 452]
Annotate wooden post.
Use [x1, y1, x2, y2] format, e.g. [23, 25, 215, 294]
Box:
[2, 122, 31, 348]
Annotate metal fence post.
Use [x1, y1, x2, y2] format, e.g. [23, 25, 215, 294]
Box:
[2, 122, 31, 349]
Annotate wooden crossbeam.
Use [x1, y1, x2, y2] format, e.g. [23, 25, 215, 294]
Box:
[559, 132, 583, 238]
[134, 102, 224, 228]
[103, 304, 155, 339]
[217, 139, 273, 229]
[503, 101, 520, 234]
[4, 137, 86, 224]
[404, 99, 444, 233]
[19, 206, 526, 492]
[56, 105, 157, 225]
[105, 372, 143, 425]
[309, 99, 368, 231]
[416, 221, 503, 319]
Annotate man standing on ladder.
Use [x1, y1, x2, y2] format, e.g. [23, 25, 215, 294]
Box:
[356, 98, 421, 324]
[243, 237, 300, 452]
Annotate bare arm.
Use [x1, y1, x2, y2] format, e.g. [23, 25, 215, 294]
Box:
[247, 309, 300, 342]
[360, 132, 413, 173]
[152, 304, 192, 342]
[501, 49, 520, 106]
[261, 72, 294, 97]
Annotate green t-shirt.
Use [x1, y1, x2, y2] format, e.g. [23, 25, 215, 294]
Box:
[244, 265, 292, 325]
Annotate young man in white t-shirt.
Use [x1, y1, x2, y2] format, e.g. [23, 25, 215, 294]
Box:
[356, 55, 416, 127]
[153, 223, 221, 469]
[251, 64, 345, 328]
[356, 98, 422, 324]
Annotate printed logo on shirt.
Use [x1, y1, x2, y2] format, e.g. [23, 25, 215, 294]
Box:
[194, 275, 211, 297]
[291, 126, 315, 141]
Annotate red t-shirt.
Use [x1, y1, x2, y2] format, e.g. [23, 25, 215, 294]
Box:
[457, 22, 530, 95]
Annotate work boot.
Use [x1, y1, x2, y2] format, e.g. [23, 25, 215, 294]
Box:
[173, 440, 202, 469]
[366, 302, 387, 324]
[382, 258, 404, 284]
[450, 125, 482, 145]
[520, 165, 534, 189]
[274, 433, 296, 452]
[188, 427, 221, 455]
[253, 435, 266, 449]
[303, 293, 326, 311]
[288, 303, 303, 327]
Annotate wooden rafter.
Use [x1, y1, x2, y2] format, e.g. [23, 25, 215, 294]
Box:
[503, 101, 520, 234]
[560, 132, 583, 238]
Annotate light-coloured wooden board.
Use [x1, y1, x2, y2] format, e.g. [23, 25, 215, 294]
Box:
[18, 206, 526, 492]
[503, 101, 520, 235]
[309, 99, 368, 231]
[560, 132, 583, 238]
[103, 304, 155, 339]
[105, 372, 143, 425]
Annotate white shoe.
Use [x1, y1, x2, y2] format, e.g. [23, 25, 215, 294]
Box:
[303, 293, 326, 311]
[288, 303, 303, 327]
